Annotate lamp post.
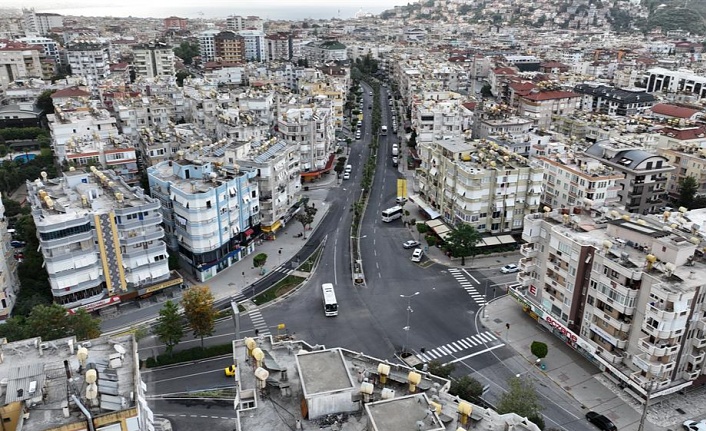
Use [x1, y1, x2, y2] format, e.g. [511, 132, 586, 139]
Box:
[400, 292, 420, 355]
[637, 379, 656, 431]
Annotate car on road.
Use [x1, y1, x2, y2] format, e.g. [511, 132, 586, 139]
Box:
[403, 240, 420, 249]
[684, 419, 706, 431]
[396, 196, 407, 204]
[500, 264, 520, 274]
[411, 248, 424, 262]
[342, 172, 350, 180]
[10, 240, 26, 248]
[585, 412, 616, 431]
[224, 365, 236, 377]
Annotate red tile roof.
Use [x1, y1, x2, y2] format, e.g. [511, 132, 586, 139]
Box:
[493, 67, 517, 75]
[650, 103, 701, 119]
[508, 81, 536, 96]
[658, 125, 706, 140]
[52, 86, 91, 98]
[462, 102, 477, 111]
[522, 90, 581, 101]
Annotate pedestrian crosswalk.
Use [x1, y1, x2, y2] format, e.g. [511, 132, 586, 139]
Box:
[448, 267, 486, 305]
[248, 309, 271, 337]
[416, 331, 502, 363]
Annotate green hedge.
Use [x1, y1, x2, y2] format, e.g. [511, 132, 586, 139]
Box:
[145, 343, 233, 368]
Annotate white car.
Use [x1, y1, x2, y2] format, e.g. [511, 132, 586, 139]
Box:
[342, 172, 350, 180]
[403, 240, 420, 249]
[411, 248, 424, 262]
[683, 420, 706, 431]
[500, 264, 520, 274]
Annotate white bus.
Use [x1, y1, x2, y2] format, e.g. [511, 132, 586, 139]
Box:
[381, 205, 403, 222]
[322, 283, 338, 316]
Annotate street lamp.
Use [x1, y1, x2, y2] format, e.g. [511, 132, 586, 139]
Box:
[400, 292, 420, 355]
[637, 379, 657, 431]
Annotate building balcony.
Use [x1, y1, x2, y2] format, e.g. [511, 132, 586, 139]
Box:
[686, 351, 705, 365]
[645, 302, 678, 321]
[693, 336, 706, 350]
[517, 271, 532, 287]
[681, 369, 701, 381]
[631, 353, 676, 375]
[596, 347, 624, 365]
[520, 244, 538, 258]
[641, 322, 679, 339]
[697, 320, 706, 332]
[519, 257, 537, 272]
[590, 323, 628, 349]
[638, 336, 679, 357]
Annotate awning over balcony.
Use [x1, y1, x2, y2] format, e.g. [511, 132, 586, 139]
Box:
[409, 193, 441, 219]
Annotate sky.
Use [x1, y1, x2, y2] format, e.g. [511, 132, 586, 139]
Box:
[5, 0, 408, 20]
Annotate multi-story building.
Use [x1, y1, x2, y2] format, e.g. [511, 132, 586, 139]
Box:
[278, 102, 336, 179]
[132, 41, 175, 78]
[238, 30, 267, 62]
[0, 199, 19, 322]
[538, 153, 624, 211]
[517, 90, 582, 129]
[411, 94, 471, 143]
[585, 141, 674, 215]
[113, 94, 172, 141]
[214, 31, 246, 63]
[474, 111, 534, 140]
[147, 147, 260, 282]
[17, 35, 60, 66]
[226, 15, 264, 31]
[0, 333, 155, 431]
[26, 168, 175, 311]
[198, 29, 221, 63]
[236, 138, 302, 235]
[514, 207, 706, 401]
[22, 8, 63, 36]
[574, 83, 656, 116]
[163, 16, 188, 31]
[0, 41, 44, 89]
[65, 40, 110, 94]
[645, 67, 706, 99]
[266, 32, 292, 61]
[655, 140, 706, 200]
[303, 40, 347, 65]
[416, 137, 543, 234]
[138, 123, 208, 167]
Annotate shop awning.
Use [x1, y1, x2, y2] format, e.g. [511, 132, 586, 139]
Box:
[482, 237, 502, 246]
[245, 228, 255, 237]
[261, 220, 282, 233]
[410, 193, 441, 220]
[426, 219, 444, 229]
[497, 235, 516, 244]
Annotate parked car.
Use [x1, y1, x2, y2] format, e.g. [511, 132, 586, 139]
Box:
[10, 240, 26, 248]
[342, 172, 350, 180]
[586, 412, 617, 431]
[396, 196, 407, 204]
[411, 248, 424, 262]
[224, 365, 236, 377]
[500, 264, 520, 274]
[683, 420, 706, 431]
[403, 240, 420, 249]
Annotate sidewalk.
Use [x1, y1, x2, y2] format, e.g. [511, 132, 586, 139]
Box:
[483, 295, 706, 431]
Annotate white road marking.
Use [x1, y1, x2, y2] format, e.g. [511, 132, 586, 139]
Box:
[444, 344, 505, 365]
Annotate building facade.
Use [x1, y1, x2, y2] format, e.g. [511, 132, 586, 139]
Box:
[132, 41, 175, 78]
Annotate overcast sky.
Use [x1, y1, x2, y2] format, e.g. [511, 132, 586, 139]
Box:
[10, 0, 406, 10]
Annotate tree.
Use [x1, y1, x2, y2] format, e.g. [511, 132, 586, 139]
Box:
[481, 83, 493, 98]
[175, 70, 191, 87]
[2, 198, 28, 217]
[153, 300, 184, 357]
[181, 286, 218, 349]
[36, 89, 56, 115]
[294, 202, 318, 238]
[675, 175, 698, 209]
[427, 360, 455, 378]
[449, 375, 484, 402]
[497, 376, 544, 428]
[67, 309, 101, 340]
[26, 304, 69, 341]
[0, 316, 27, 341]
[173, 41, 199, 65]
[407, 129, 418, 148]
[444, 224, 482, 266]
[253, 253, 268, 267]
[531, 341, 548, 360]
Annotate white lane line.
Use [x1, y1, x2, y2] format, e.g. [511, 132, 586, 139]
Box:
[462, 269, 480, 284]
[444, 344, 505, 365]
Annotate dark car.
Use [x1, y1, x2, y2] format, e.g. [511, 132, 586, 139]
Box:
[10, 240, 26, 248]
[586, 411, 617, 431]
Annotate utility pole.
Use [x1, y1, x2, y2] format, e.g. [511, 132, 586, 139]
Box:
[637, 379, 655, 431]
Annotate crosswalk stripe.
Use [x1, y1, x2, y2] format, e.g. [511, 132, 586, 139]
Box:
[457, 339, 472, 349]
[478, 332, 494, 343]
[418, 353, 430, 362]
[427, 350, 439, 359]
[451, 342, 463, 350]
[444, 344, 458, 353]
[483, 331, 497, 340]
[438, 346, 452, 355]
[465, 337, 478, 346]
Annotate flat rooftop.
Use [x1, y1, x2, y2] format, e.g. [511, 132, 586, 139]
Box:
[297, 349, 354, 395]
[366, 394, 444, 431]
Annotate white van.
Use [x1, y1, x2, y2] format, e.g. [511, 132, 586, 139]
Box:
[345, 164, 352, 173]
[411, 248, 424, 262]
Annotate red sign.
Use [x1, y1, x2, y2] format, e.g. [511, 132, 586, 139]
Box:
[545, 315, 578, 343]
[67, 296, 121, 314]
[529, 284, 537, 295]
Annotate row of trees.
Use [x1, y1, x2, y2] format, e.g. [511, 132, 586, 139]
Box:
[0, 303, 101, 342]
[153, 285, 217, 355]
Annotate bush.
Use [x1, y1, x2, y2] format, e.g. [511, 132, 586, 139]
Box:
[416, 223, 430, 234]
[425, 234, 437, 247]
[449, 375, 484, 402]
[531, 341, 548, 359]
[253, 253, 268, 267]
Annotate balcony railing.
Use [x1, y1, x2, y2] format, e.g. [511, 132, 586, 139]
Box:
[517, 272, 532, 287]
[519, 257, 537, 272]
[693, 336, 706, 350]
[520, 244, 538, 258]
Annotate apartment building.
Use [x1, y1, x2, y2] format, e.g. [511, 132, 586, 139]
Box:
[132, 41, 175, 78]
[213, 31, 246, 63]
[475, 111, 534, 140]
[236, 138, 302, 234]
[0, 333, 155, 431]
[0, 41, 44, 89]
[655, 140, 706, 200]
[22, 8, 63, 36]
[147, 147, 260, 282]
[266, 32, 292, 61]
[0, 199, 19, 322]
[198, 29, 221, 63]
[574, 83, 656, 116]
[182, 80, 222, 137]
[514, 208, 706, 401]
[517, 90, 582, 129]
[163, 16, 188, 31]
[585, 141, 673, 215]
[299, 75, 346, 131]
[303, 40, 347, 65]
[278, 102, 336, 179]
[138, 123, 208, 167]
[539, 153, 623, 210]
[17, 35, 60, 65]
[646, 67, 706, 99]
[416, 137, 543, 233]
[411, 93, 471, 143]
[226, 15, 264, 32]
[65, 41, 110, 94]
[113, 94, 172, 140]
[26, 168, 174, 311]
[239, 30, 267, 62]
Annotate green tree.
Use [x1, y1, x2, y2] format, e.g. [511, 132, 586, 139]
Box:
[444, 224, 482, 266]
[0, 316, 27, 341]
[36, 90, 56, 115]
[26, 304, 69, 341]
[449, 375, 485, 402]
[253, 253, 268, 267]
[427, 360, 455, 378]
[497, 376, 545, 428]
[67, 309, 102, 341]
[153, 300, 184, 357]
[173, 41, 199, 65]
[175, 70, 191, 87]
[531, 341, 548, 360]
[675, 175, 698, 209]
[181, 285, 218, 349]
[481, 83, 493, 98]
[295, 202, 318, 237]
[2, 198, 28, 217]
[408, 129, 418, 148]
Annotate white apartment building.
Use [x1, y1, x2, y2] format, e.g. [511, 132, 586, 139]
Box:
[278, 103, 336, 178]
[236, 138, 302, 234]
[0, 199, 19, 322]
[132, 42, 175, 78]
[114, 96, 172, 141]
[416, 137, 544, 233]
[182, 79, 222, 137]
[646, 67, 706, 99]
[303, 40, 347, 65]
[538, 153, 623, 210]
[198, 29, 221, 63]
[239, 30, 267, 62]
[65, 41, 110, 94]
[64, 134, 140, 184]
[26, 168, 173, 312]
[517, 90, 582, 129]
[411, 94, 471, 143]
[17, 35, 60, 65]
[22, 9, 63, 36]
[147, 147, 260, 282]
[266, 32, 292, 61]
[138, 123, 208, 167]
[514, 208, 706, 401]
[226, 15, 264, 31]
[475, 112, 534, 140]
[0, 41, 44, 89]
